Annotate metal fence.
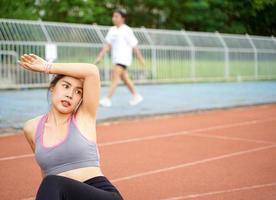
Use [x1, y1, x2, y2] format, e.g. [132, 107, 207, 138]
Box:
[1, 18, 276, 89]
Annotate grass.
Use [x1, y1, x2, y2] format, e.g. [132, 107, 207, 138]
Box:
[143, 59, 276, 81]
[58, 55, 276, 81]
[54, 47, 276, 81]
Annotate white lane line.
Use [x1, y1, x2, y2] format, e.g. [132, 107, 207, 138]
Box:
[21, 182, 276, 200]
[111, 144, 276, 183]
[0, 132, 21, 137]
[99, 117, 276, 146]
[190, 133, 274, 145]
[21, 197, 34, 200]
[98, 104, 275, 127]
[1, 117, 276, 162]
[0, 153, 33, 161]
[162, 182, 276, 200]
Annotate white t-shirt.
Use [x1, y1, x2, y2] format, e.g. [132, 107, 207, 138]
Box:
[105, 24, 138, 66]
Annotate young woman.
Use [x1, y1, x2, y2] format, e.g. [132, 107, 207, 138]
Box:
[95, 9, 145, 107]
[19, 54, 123, 200]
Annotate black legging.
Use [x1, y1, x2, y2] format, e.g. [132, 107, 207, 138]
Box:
[35, 175, 123, 200]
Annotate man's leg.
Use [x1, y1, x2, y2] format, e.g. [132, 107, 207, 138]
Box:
[121, 69, 137, 96]
[121, 69, 143, 105]
[106, 65, 124, 98]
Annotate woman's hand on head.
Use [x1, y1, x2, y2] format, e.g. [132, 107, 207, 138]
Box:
[18, 54, 48, 73]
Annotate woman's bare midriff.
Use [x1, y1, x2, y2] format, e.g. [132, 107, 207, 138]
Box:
[57, 167, 104, 182]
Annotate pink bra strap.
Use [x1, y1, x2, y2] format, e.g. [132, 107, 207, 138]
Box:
[35, 113, 73, 141]
[35, 114, 47, 141]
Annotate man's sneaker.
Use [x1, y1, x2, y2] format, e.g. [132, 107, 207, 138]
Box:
[100, 97, 112, 107]
[129, 94, 143, 106]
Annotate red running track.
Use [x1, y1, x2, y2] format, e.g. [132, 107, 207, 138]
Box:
[0, 104, 276, 200]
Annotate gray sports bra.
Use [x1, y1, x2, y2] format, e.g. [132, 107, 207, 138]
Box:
[35, 113, 100, 176]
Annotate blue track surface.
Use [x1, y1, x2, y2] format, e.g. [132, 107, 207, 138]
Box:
[1, 81, 276, 130]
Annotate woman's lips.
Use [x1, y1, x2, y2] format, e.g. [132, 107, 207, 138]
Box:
[61, 100, 71, 107]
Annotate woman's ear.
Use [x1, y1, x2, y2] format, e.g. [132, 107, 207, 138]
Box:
[74, 98, 83, 113]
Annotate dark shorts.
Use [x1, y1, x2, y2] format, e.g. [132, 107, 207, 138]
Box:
[115, 63, 127, 70]
[36, 175, 123, 200]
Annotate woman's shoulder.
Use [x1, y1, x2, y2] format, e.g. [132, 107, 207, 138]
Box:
[23, 115, 44, 151]
[23, 115, 44, 138]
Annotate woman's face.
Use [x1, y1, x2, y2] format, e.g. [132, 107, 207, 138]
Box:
[112, 12, 125, 26]
[50, 76, 83, 114]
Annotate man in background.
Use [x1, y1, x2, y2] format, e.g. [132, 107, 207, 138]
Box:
[94, 9, 145, 107]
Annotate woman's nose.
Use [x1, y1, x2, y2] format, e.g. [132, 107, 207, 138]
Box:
[66, 94, 72, 99]
[66, 90, 74, 99]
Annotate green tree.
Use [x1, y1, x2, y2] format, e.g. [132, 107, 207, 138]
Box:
[0, 0, 38, 20]
[0, 0, 275, 36]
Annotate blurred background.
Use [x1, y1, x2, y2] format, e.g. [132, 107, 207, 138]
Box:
[1, 0, 275, 35]
[0, 0, 276, 131]
[1, 2, 276, 200]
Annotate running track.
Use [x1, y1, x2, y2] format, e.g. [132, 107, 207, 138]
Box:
[0, 104, 276, 200]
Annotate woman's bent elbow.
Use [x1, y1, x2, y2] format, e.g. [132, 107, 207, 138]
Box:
[85, 64, 100, 77]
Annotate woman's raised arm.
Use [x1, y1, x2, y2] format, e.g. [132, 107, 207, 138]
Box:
[19, 54, 101, 118]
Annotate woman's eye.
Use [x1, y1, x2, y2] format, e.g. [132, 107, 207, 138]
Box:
[76, 90, 82, 95]
[62, 84, 69, 89]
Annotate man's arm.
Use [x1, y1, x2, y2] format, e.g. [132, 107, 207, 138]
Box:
[133, 47, 145, 66]
[94, 44, 111, 65]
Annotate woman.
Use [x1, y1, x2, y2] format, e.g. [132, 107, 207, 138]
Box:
[19, 54, 123, 200]
[95, 9, 145, 107]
